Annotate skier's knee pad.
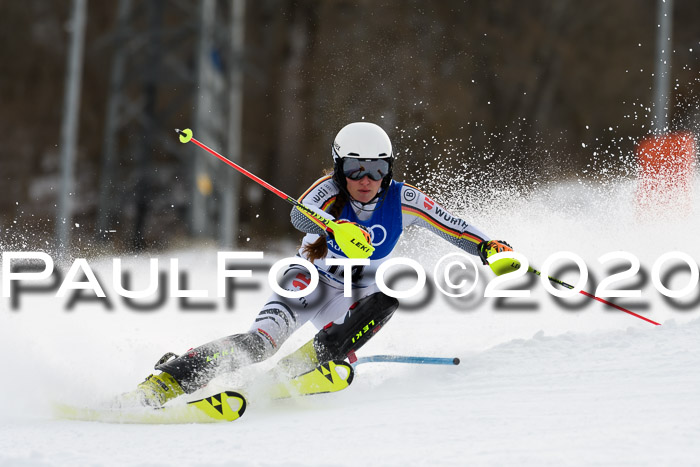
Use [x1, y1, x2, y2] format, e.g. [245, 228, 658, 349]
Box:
[155, 332, 267, 393]
[314, 292, 399, 362]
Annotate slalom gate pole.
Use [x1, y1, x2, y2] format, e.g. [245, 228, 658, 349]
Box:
[176, 128, 374, 258]
[527, 266, 661, 326]
[352, 355, 461, 367]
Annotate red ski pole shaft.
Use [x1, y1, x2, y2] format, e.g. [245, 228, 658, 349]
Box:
[527, 266, 660, 326]
[176, 128, 335, 233]
[177, 129, 295, 205]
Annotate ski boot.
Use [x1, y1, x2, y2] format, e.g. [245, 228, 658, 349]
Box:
[114, 353, 185, 408]
[135, 371, 185, 407]
[276, 292, 399, 376]
[275, 339, 321, 378]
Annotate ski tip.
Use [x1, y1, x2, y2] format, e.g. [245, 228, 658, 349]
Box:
[452, 357, 460, 365]
[188, 390, 247, 422]
[177, 128, 193, 143]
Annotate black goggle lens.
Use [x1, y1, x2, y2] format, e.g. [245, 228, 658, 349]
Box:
[342, 159, 390, 181]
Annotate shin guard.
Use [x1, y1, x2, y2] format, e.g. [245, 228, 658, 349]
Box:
[314, 292, 399, 362]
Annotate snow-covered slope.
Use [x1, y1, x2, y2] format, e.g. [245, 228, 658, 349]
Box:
[1, 317, 697, 466]
[1, 178, 699, 466]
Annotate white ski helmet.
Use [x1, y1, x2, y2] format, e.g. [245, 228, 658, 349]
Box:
[331, 122, 394, 190]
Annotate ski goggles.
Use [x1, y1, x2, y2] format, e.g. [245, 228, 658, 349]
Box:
[342, 158, 391, 181]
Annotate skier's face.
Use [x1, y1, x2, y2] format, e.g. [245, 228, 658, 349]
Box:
[346, 175, 382, 203]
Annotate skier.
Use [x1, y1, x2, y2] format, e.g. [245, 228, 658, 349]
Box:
[132, 122, 513, 407]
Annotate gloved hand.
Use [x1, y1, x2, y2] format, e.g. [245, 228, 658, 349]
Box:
[328, 220, 374, 259]
[328, 220, 371, 241]
[477, 240, 513, 265]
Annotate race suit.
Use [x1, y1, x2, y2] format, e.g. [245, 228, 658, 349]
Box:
[247, 175, 489, 355]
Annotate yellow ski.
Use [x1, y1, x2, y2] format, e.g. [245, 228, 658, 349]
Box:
[53, 361, 353, 424]
[53, 391, 246, 424]
[267, 360, 354, 399]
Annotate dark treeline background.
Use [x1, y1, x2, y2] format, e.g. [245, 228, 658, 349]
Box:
[1, 0, 699, 255]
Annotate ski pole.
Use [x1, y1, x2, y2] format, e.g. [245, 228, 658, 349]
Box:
[176, 128, 374, 259]
[527, 266, 661, 326]
[352, 355, 461, 367]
